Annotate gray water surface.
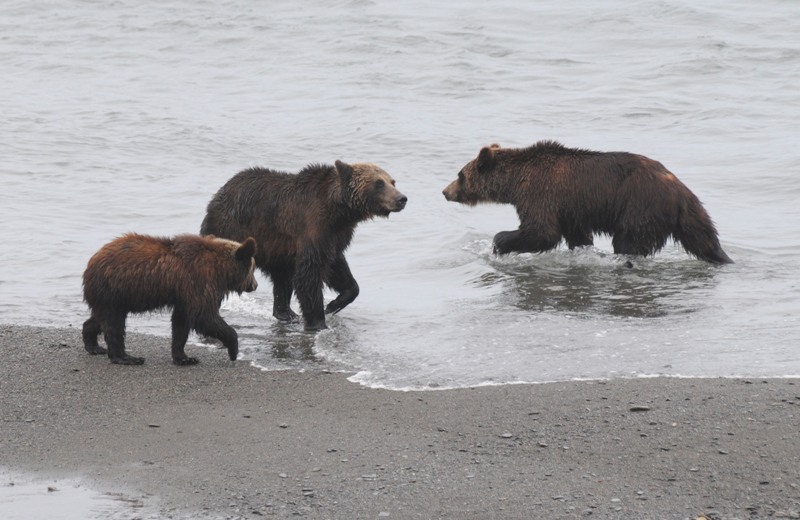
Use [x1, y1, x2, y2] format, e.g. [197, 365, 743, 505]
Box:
[1, 0, 798, 389]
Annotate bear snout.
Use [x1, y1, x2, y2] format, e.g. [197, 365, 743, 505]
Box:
[394, 194, 408, 211]
[442, 181, 458, 202]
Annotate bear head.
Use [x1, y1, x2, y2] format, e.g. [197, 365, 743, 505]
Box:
[442, 144, 504, 206]
[335, 160, 407, 218]
[216, 236, 258, 294]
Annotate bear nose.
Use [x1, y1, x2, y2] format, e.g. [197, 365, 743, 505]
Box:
[397, 195, 408, 209]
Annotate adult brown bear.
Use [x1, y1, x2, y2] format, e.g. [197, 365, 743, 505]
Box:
[443, 141, 732, 264]
[201, 160, 407, 331]
[82, 233, 258, 365]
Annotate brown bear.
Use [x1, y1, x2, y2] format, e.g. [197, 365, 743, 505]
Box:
[443, 140, 732, 264]
[200, 160, 407, 331]
[82, 233, 258, 365]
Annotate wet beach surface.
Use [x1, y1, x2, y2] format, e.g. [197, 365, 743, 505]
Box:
[2, 325, 798, 519]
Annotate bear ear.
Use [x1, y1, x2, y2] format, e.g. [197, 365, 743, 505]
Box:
[477, 146, 496, 173]
[235, 237, 257, 262]
[334, 160, 354, 184]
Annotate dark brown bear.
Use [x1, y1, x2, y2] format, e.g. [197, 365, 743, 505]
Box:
[443, 141, 732, 264]
[82, 233, 258, 365]
[200, 160, 407, 331]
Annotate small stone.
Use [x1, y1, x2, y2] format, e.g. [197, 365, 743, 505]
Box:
[278, 473, 288, 478]
[629, 405, 651, 412]
[148, 424, 160, 428]
[499, 433, 513, 439]
[718, 449, 729, 455]
[279, 423, 288, 428]
[361, 474, 377, 481]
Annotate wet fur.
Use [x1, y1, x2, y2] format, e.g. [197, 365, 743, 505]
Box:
[201, 160, 407, 331]
[443, 140, 732, 264]
[82, 233, 258, 365]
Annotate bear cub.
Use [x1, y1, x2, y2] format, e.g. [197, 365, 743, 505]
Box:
[201, 160, 407, 331]
[443, 141, 732, 264]
[82, 233, 258, 365]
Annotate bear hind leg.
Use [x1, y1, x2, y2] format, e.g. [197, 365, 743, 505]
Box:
[675, 223, 734, 264]
[82, 313, 107, 355]
[102, 312, 144, 365]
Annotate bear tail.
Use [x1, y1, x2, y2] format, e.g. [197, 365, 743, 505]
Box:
[675, 195, 733, 264]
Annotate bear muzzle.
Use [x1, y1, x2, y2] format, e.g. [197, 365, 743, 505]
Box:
[393, 193, 408, 211]
[442, 181, 459, 202]
[382, 192, 408, 214]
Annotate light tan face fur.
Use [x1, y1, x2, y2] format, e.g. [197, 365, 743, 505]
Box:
[351, 163, 408, 215]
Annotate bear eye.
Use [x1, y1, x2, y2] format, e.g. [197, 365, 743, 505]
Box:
[375, 179, 385, 189]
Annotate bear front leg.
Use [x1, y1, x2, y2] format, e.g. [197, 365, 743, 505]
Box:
[294, 247, 327, 331]
[171, 309, 198, 366]
[270, 263, 299, 322]
[196, 314, 239, 361]
[325, 254, 359, 315]
[493, 228, 561, 255]
[565, 230, 594, 250]
[102, 312, 144, 365]
[82, 314, 107, 355]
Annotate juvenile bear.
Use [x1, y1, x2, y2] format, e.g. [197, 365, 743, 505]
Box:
[443, 140, 732, 264]
[82, 233, 258, 365]
[201, 160, 407, 331]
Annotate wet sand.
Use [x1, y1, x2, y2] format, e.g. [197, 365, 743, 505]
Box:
[1, 325, 798, 519]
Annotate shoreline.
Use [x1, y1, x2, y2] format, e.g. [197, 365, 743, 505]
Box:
[1, 324, 798, 519]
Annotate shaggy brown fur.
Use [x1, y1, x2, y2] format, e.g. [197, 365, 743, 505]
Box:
[201, 160, 407, 331]
[82, 233, 258, 365]
[443, 141, 732, 264]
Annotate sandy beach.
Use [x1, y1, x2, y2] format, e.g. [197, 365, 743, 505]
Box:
[1, 325, 798, 519]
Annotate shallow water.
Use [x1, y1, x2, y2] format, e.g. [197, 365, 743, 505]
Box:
[1, 0, 799, 390]
[0, 472, 152, 520]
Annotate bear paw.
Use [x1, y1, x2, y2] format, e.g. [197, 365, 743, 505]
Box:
[172, 356, 199, 366]
[273, 308, 299, 322]
[110, 355, 145, 366]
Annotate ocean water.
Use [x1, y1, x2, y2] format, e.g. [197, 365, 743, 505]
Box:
[2, 0, 799, 390]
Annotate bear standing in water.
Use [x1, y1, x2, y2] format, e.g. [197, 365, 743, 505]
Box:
[82, 233, 258, 365]
[201, 160, 407, 331]
[443, 141, 732, 264]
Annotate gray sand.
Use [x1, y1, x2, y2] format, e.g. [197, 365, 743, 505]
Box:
[1, 325, 798, 519]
